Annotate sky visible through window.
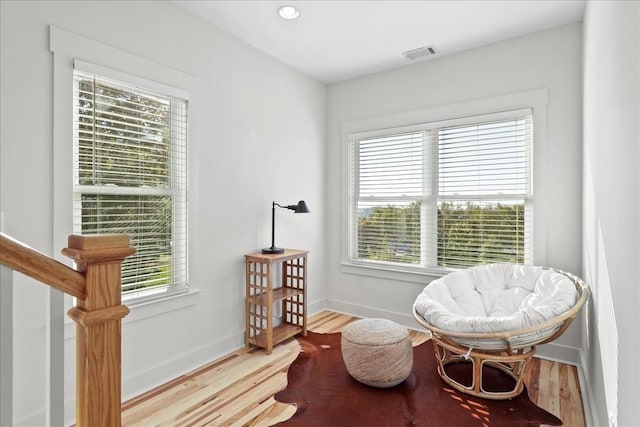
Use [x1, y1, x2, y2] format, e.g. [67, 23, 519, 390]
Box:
[358, 118, 529, 203]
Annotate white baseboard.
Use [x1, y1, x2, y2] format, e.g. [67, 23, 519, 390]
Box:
[64, 330, 246, 426]
[326, 298, 582, 366]
[13, 409, 45, 427]
[62, 297, 330, 425]
[307, 298, 328, 317]
[327, 298, 599, 425]
[122, 333, 245, 401]
[327, 299, 419, 330]
[578, 352, 602, 427]
[535, 341, 581, 366]
[61, 298, 588, 425]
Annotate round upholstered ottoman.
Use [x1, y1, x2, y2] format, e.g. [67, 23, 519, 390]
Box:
[341, 318, 413, 388]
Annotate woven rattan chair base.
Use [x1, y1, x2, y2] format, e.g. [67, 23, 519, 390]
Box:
[432, 333, 535, 400]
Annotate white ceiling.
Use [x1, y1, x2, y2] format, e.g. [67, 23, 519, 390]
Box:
[174, 0, 585, 84]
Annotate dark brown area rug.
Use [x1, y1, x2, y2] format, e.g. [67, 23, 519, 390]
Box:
[274, 332, 562, 427]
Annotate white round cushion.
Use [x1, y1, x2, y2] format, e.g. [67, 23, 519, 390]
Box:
[413, 264, 578, 334]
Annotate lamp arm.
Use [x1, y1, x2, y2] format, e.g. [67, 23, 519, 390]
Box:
[270, 201, 277, 249]
[274, 202, 298, 211]
[270, 202, 296, 250]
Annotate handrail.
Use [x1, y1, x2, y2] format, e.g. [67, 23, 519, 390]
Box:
[0, 232, 135, 427]
[0, 233, 86, 299]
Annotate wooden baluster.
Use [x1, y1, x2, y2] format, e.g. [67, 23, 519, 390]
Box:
[63, 235, 134, 427]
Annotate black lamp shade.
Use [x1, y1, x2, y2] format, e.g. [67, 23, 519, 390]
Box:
[294, 200, 310, 213]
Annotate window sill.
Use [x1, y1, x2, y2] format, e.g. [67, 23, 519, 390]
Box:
[64, 288, 201, 340]
[124, 288, 201, 324]
[340, 262, 444, 285]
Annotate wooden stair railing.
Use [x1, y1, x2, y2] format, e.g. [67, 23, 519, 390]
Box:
[0, 233, 134, 427]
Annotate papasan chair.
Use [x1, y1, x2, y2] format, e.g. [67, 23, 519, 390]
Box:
[413, 263, 588, 400]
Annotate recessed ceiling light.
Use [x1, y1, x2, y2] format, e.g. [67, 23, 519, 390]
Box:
[277, 5, 300, 20]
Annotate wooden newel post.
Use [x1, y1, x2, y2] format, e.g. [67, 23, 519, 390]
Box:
[62, 235, 135, 427]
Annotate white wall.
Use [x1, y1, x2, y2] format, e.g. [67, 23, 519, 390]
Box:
[0, 1, 326, 425]
[6, 2, 637, 426]
[326, 23, 584, 361]
[582, 1, 640, 426]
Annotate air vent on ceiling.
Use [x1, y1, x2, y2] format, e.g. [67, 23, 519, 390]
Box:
[402, 45, 438, 60]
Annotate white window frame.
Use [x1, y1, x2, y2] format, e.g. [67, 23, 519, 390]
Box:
[50, 25, 200, 425]
[72, 60, 189, 301]
[341, 89, 548, 282]
[50, 27, 196, 303]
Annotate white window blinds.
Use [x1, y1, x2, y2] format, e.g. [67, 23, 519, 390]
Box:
[349, 109, 532, 272]
[435, 115, 532, 268]
[73, 65, 188, 297]
[350, 131, 431, 266]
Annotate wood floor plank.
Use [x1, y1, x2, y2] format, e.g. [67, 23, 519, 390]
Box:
[408, 329, 430, 346]
[176, 372, 289, 427]
[536, 359, 552, 412]
[545, 360, 561, 418]
[123, 341, 298, 426]
[567, 365, 586, 427]
[122, 310, 585, 426]
[228, 398, 295, 427]
[308, 311, 357, 333]
[526, 357, 541, 403]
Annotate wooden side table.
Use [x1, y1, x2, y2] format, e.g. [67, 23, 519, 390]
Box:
[244, 249, 308, 354]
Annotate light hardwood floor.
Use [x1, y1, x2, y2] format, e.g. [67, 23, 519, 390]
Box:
[121, 311, 585, 426]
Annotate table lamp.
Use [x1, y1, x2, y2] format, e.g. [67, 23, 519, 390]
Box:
[262, 200, 310, 254]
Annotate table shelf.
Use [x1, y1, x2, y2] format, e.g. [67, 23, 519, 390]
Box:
[248, 324, 303, 349]
[244, 249, 308, 354]
[247, 287, 304, 305]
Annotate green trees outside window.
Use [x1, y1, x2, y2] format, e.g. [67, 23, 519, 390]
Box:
[357, 202, 525, 268]
[437, 202, 525, 268]
[74, 70, 187, 295]
[357, 203, 421, 265]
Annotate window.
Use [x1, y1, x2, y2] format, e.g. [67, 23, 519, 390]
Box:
[72, 63, 188, 299]
[348, 109, 532, 274]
